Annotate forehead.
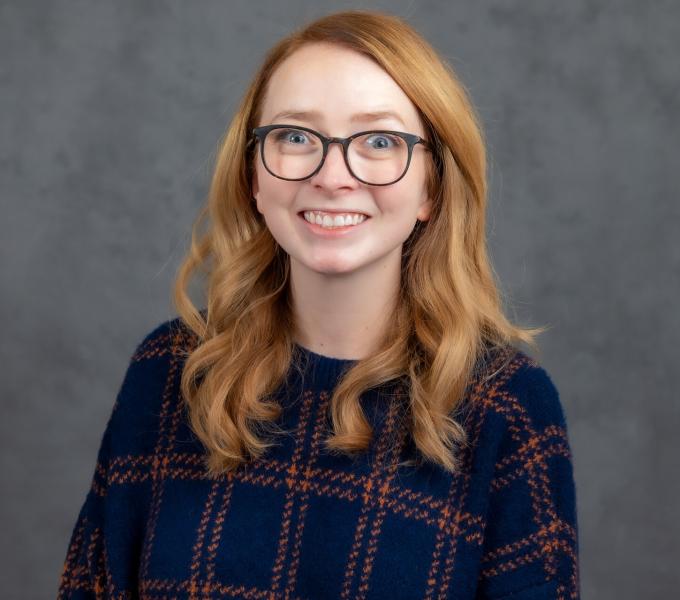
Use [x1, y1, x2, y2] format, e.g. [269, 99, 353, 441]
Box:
[259, 43, 423, 132]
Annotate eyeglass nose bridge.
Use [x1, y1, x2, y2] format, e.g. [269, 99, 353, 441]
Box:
[314, 136, 355, 176]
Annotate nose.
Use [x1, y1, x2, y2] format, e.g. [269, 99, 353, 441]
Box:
[309, 142, 358, 189]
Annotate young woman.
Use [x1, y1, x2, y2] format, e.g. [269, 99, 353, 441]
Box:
[59, 10, 579, 599]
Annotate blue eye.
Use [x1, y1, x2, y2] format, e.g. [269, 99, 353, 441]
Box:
[274, 129, 310, 144]
[365, 134, 401, 150]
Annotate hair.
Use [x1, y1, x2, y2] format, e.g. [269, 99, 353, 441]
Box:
[172, 9, 547, 479]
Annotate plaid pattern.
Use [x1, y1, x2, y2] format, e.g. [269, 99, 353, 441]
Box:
[58, 318, 579, 599]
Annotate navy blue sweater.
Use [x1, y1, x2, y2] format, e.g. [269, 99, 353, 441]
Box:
[58, 318, 580, 599]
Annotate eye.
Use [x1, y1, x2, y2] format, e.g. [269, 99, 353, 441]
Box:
[274, 128, 311, 145]
[364, 133, 402, 150]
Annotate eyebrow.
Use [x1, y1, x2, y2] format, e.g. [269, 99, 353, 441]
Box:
[270, 108, 407, 128]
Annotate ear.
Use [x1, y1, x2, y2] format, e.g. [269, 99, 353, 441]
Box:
[416, 197, 433, 222]
[251, 170, 263, 215]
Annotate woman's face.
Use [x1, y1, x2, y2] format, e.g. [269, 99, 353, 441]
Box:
[252, 42, 432, 277]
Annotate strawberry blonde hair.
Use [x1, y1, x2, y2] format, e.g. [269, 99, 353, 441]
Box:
[172, 10, 545, 478]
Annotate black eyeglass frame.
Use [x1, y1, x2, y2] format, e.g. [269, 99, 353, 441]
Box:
[249, 123, 433, 186]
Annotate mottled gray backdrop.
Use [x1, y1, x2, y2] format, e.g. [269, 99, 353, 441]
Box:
[1, 1, 677, 598]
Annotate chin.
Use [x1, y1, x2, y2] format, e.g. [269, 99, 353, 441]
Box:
[294, 255, 362, 276]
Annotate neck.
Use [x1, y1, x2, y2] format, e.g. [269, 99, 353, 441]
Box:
[290, 254, 400, 361]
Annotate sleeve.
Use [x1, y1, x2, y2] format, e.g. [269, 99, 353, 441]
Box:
[57, 319, 177, 599]
[476, 362, 580, 599]
[57, 393, 117, 599]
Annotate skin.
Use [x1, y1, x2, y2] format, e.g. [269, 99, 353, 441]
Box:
[251, 42, 432, 360]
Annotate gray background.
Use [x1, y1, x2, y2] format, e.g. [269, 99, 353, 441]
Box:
[1, 1, 678, 598]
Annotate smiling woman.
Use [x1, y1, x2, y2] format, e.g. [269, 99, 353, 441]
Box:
[58, 9, 580, 600]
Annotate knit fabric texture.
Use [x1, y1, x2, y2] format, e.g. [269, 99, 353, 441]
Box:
[58, 318, 580, 599]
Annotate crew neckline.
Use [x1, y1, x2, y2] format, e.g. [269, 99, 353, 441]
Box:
[293, 342, 358, 388]
[293, 342, 360, 363]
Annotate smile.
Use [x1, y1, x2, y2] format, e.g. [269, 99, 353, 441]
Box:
[301, 210, 368, 229]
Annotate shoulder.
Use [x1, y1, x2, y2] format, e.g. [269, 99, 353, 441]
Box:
[463, 345, 574, 469]
[118, 314, 201, 399]
[507, 349, 565, 425]
[469, 346, 576, 501]
[470, 348, 580, 597]
[104, 316, 198, 454]
[473, 346, 568, 433]
[127, 315, 198, 362]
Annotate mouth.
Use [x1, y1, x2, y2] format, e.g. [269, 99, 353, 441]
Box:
[297, 210, 371, 233]
[297, 210, 371, 231]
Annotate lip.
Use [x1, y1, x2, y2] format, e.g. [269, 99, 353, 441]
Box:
[297, 211, 371, 237]
[299, 208, 370, 216]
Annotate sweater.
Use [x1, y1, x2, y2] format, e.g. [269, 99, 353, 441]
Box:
[58, 317, 580, 599]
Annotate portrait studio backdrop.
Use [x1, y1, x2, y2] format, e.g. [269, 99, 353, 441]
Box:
[1, 2, 678, 598]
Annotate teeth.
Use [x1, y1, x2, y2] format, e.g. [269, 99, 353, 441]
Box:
[303, 211, 367, 228]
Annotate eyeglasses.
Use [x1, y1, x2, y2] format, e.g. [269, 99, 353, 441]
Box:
[250, 123, 432, 186]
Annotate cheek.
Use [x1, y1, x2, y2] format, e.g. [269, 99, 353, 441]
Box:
[256, 172, 298, 211]
[374, 178, 426, 220]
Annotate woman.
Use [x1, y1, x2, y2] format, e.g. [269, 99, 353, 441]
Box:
[58, 10, 579, 599]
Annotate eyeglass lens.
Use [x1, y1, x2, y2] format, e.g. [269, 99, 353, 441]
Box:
[262, 127, 409, 185]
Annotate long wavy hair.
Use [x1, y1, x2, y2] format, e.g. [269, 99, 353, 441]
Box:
[172, 9, 546, 478]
